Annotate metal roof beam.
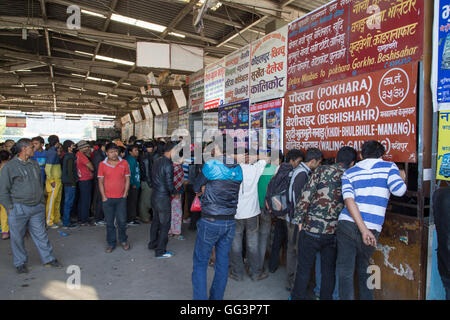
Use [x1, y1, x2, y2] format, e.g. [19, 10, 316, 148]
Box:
[216, 16, 267, 48]
[161, 0, 200, 38]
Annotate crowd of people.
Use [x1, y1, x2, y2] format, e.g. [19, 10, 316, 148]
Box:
[0, 134, 409, 300]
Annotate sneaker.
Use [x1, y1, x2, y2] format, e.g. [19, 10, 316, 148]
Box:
[269, 267, 278, 273]
[50, 224, 59, 229]
[44, 259, 63, 268]
[63, 223, 78, 229]
[183, 218, 191, 224]
[94, 221, 106, 226]
[173, 235, 185, 240]
[156, 251, 174, 259]
[80, 223, 89, 227]
[16, 264, 28, 274]
[55, 222, 63, 227]
[127, 221, 139, 226]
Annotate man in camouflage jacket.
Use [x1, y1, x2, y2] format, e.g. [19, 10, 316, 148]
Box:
[290, 146, 357, 300]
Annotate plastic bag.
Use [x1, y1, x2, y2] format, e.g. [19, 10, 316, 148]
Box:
[190, 195, 202, 212]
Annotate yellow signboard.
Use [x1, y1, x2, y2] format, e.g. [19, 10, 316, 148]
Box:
[437, 111, 450, 181]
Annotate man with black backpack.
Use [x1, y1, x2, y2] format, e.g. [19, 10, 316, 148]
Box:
[266, 149, 304, 276]
[285, 148, 323, 292]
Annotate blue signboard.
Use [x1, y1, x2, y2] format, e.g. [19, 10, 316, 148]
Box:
[434, 0, 450, 111]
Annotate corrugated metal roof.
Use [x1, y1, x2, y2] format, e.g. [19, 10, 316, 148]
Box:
[290, 0, 331, 13]
[115, 0, 184, 27]
[0, 0, 42, 18]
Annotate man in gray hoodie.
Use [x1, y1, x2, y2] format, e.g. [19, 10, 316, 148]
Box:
[0, 138, 62, 273]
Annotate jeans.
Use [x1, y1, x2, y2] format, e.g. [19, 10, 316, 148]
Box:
[8, 203, 55, 267]
[230, 215, 260, 278]
[286, 222, 299, 289]
[63, 186, 76, 227]
[192, 217, 236, 300]
[291, 230, 337, 300]
[149, 195, 171, 257]
[441, 275, 450, 300]
[93, 179, 104, 222]
[258, 209, 272, 272]
[336, 220, 380, 300]
[138, 182, 152, 221]
[127, 187, 139, 222]
[103, 198, 128, 248]
[314, 253, 340, 300]
[78, 180, 93, 223]
[268, 218, 287, 272]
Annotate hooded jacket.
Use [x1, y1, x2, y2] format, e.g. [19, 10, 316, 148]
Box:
[0, 156, 45, 210]
[193, 155, 243, 219]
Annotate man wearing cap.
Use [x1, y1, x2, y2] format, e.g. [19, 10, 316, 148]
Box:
[76, 140, 94, 226]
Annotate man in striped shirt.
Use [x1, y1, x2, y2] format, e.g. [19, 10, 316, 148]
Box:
[336, 140, 406, 300]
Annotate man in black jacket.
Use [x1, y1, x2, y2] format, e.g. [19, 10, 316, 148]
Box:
[139, 141, 155, 223]
[148, 141, 176, 258]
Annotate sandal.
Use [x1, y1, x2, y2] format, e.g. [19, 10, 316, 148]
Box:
[121, 242, 130, 251]
[105, 246, 115, 253]
[174, 235, 185, 240]
[1, 233, 10, 240]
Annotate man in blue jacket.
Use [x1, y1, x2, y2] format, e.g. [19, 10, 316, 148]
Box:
[192, 135, 243, 300]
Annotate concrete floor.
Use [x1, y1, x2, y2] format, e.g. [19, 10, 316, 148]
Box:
[0, 222, 290, 300]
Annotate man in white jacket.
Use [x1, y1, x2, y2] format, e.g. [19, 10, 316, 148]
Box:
[230, 149, 267, 281]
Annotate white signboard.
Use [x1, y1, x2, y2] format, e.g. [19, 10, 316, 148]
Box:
[172, 89, 187, 108]
[143, 105, 153, 119]
[132, 110, 142, 122]
[171, 44, 203, 72]
[189, 69, 204, 113]
[224, 44, 251, 104]
[121, 114, 132, 124]
[137, 42, 170, 68]
[250, 25, 288, 103]
[204, 58, 225, 110]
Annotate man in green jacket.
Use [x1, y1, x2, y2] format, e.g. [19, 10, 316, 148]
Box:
[126, 144, 140, 225]
[0, 138, 62, 273]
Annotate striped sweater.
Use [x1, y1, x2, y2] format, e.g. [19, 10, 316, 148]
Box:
[338, 158, 407, 232]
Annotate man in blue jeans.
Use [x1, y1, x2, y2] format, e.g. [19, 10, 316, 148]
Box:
[192, 135, 243, 300]
[336, 140, 406, 299]
[61, 140, 78, 229]
[98, 143, 131, 253]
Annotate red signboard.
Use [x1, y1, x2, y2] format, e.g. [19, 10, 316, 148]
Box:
[284, 62, 418, 163]
[287, 0, 424, 91]
[6, 117, 26, 128]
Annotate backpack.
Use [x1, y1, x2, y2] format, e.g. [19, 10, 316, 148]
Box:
[265, 163, 294, 217]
